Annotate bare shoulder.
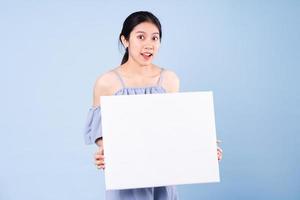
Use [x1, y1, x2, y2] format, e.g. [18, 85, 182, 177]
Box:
[92, 69, 120, 107]
[161, 68, 180, 93]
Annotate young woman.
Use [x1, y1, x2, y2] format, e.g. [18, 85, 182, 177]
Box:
[84, 11, 223, 200]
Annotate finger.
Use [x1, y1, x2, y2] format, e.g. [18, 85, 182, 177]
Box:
[95, 162, 105, 168]
[95, 157, 105, 163]
[95, 147, 103, 154]
[219, 154, 223, 160]
[94, 154, 105, 159]
[218, 151, 222, 156]
[95, 160, 105, 165]
[96, 147, 103, 153]
[97, 165, 105, 169]
[217, 151, 223, 160]
[94, 156, 104, 162]
[97, 164, 105, 169]
[218, 153, 222, 158]
[217, 153, 221, 159]
[95, 149, 104, 156]
[98, 147, 104, 154]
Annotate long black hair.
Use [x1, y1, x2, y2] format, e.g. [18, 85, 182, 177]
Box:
[119, 11, 162, 65]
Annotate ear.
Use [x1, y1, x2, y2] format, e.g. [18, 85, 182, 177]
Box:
[121, 35, 129, 48]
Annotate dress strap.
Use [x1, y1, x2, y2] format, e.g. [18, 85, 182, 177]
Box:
[157, 67, 165, 86]
[112, 69, 126, 88]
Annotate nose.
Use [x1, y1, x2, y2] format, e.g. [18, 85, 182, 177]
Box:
[144, 46, 153, 51]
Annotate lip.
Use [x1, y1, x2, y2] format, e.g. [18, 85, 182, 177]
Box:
[140, 52, 153, 60]
[141, 52, 153, 56]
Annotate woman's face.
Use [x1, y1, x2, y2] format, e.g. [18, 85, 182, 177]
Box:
[124, 22, 161, 66]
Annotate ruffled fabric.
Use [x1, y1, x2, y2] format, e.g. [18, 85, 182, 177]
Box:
[84, 106, 102, 145]
[114, 86, 166, 95]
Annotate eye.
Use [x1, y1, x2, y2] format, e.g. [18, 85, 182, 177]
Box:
[137, 35, 145, 40]
[153, 36, 159, 41]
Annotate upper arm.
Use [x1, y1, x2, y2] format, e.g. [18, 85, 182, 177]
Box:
[161, 70, 180, 93]
[92, 73, 114, 107]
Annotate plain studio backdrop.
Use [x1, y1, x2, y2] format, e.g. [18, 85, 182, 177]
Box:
[0, 1, 299, 200]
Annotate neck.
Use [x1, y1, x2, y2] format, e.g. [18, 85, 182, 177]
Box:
[121, 58, 154, 76]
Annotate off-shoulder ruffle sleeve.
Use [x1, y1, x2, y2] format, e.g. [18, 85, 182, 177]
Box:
[84, 106, 102, 145]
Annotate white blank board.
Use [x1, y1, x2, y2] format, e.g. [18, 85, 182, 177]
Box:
[101, 91, 220, 190]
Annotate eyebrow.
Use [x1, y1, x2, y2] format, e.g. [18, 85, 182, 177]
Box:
[135, 31, 159, 35]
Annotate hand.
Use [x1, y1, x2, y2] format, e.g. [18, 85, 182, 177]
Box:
[217, 146, 223, 161]
[94, 146, 105, 170]
[217, 140, 223, 161]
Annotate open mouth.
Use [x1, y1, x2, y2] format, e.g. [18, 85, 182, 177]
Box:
[141, 52, 153, 60]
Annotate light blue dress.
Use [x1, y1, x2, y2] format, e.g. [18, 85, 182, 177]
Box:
[84, 68, 179, 200]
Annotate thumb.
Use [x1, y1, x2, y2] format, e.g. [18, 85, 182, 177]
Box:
[98, 146, 104, 155]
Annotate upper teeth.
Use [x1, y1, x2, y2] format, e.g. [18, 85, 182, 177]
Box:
[144, 53, 151, 56]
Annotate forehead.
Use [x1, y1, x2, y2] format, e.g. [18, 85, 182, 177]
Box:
[131, 22, 159, 34]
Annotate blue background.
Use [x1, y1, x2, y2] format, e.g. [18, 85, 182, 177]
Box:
[0, 1, 299, 199]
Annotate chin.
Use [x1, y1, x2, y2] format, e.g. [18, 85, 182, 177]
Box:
[132, 57, 153, 67]
[141, 62, 153, 67]
[137, 60, 151, 66]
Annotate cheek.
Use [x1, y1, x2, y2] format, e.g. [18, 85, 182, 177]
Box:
[128, 44, 139, 55]
[154, 43, 160, 52]
[129, 42, 142, 53]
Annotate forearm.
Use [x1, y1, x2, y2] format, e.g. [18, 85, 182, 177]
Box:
[95, 138, 103, 147]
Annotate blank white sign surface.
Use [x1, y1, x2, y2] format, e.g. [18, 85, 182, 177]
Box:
[101, 91, 220, 190]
